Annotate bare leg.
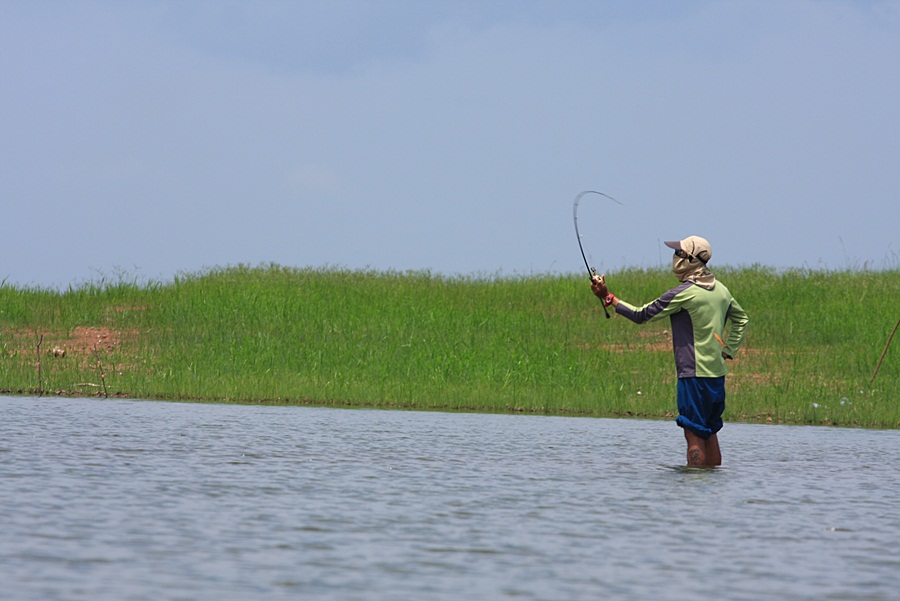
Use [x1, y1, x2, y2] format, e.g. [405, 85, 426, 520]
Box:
[683, 429, 720, 467]
[684, 429, 706, 466]
[705, 433, 722, 466]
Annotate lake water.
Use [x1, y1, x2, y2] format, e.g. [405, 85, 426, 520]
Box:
[1, 396, 898, 601]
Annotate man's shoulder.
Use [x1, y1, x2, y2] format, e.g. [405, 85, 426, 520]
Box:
[692, 279, 734, 298]
[664, 281, 694, 299]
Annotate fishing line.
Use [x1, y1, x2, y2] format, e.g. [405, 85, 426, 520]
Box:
[573, 190, 623, 318]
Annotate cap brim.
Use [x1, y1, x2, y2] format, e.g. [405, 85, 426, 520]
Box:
[664, 240, 682, 251]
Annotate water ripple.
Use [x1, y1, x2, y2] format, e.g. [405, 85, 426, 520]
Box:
[1, 397, 898, 600]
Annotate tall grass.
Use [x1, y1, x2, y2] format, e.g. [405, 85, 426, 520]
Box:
[1, 264, 897, 428]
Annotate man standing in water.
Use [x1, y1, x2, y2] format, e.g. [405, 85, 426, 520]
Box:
[591, 236, 749, 467]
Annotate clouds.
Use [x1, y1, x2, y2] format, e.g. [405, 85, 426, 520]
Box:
[1, 1, 898, 287]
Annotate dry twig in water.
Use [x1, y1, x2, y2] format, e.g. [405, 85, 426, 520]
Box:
[92, 348, 109, 398]
[35, 333, 44, 397]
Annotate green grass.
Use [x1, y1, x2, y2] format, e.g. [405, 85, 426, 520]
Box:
[1, 264, 898, 428]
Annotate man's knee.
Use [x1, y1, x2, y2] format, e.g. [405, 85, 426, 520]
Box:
[683, 429, 715, 466]
[687, 444, 706, 466]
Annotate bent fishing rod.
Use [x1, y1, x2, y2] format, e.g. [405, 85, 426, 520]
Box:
[573, 190, 623, 318]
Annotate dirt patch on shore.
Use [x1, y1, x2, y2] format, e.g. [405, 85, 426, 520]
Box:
[5, 326, 137, 357]
[66, 326, 130, 354]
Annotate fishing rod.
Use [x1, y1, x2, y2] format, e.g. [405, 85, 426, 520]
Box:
[573, 190, 623, 319]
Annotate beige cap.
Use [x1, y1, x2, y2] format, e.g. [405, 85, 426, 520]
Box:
[664, 235, 712, 264]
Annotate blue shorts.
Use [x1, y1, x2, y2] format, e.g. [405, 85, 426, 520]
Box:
[676, 377, 726, 440]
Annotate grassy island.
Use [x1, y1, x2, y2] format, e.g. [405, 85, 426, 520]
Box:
[1, 265, 897, 428]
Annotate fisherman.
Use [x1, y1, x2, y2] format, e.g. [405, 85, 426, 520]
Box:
[591, 236, 749, 467]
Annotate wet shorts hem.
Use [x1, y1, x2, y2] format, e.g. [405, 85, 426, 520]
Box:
[676, 376, 726, 440]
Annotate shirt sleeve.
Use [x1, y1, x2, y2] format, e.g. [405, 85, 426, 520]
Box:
[614, 282, 693, 324]
[723, 298, 749, 357]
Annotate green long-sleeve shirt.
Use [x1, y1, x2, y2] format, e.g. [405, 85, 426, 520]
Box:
[615, 280, 749, 378]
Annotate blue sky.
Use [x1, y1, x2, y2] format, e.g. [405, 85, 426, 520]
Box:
[2, 0, 898, 288]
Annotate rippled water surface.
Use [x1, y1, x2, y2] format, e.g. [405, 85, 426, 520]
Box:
[1, 396, 899, 600]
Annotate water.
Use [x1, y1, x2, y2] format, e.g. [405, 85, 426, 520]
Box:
[1, 396, 898, 601]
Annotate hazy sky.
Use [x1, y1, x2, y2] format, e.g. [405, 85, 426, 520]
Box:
[2, 0, 898, 288]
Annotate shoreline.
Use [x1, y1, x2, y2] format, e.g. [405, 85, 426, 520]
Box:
[2, 265, 897, 429]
